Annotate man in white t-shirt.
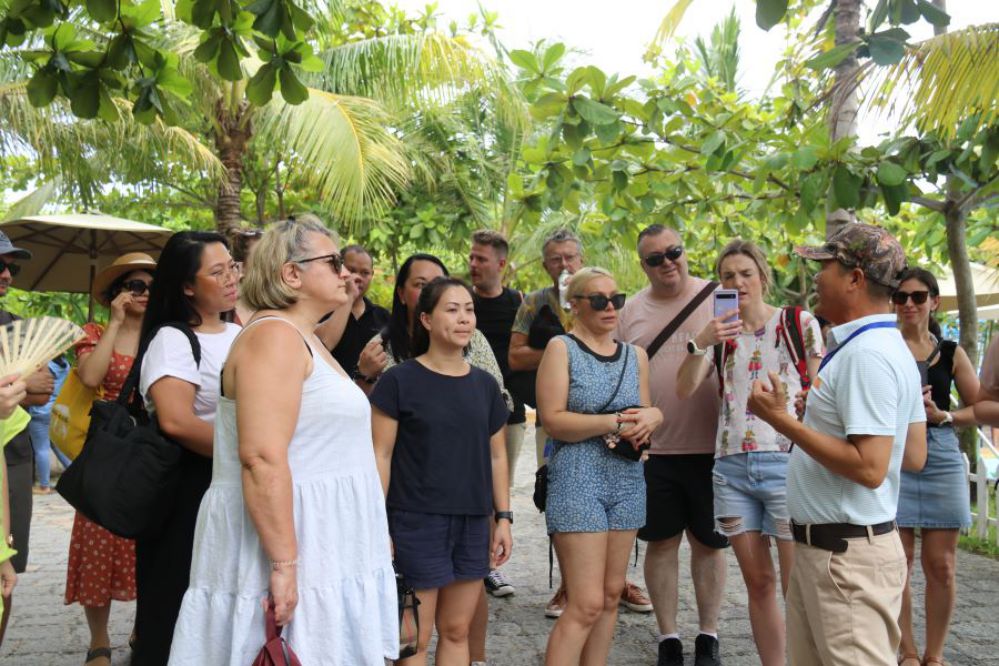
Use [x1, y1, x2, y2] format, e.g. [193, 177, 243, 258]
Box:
[747, 223, 927, 665]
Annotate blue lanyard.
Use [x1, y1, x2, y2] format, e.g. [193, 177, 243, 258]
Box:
[817, 321, 897, 374]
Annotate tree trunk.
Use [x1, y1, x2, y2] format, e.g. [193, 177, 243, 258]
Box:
[826, 0, 862, 239]
[933, 0, 979, 365]
[213, 99, 252, 235]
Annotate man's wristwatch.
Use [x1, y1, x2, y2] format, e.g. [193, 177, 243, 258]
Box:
[686, 339, 707, 356]
[495, 511, 513, 525]
[938, 411, 954, 426]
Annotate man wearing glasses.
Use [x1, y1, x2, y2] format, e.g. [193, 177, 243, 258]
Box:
[0, 230, 55, 642]
[616, 224, 726, 666]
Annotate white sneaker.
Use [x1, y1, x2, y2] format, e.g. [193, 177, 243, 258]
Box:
[484, 569, 515, 597]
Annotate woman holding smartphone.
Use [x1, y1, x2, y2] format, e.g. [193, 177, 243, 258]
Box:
[893, 267, 979, 666]
[370, 276, 511, 666]
[676, 240, 823, 666]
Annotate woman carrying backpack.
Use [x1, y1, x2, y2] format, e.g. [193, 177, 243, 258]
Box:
[676, 240, 823, 666]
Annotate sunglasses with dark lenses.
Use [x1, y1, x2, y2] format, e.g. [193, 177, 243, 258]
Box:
[891, 290, 930, 305]
[642, 246, 684, 267]
[576, 293, 627, 311]
[296, 252, 344, 273]
[0, 260, 21, 277]
[121, 280, 152, 296]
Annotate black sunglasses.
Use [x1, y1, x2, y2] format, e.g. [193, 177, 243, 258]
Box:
[296, 252, 344, 273]
[642, 246, 684, 267]
[575, 293, 627, 311]
[891, 290, 930, 305]
[121, 279, 151, 296]
[0, 260, 21, 277]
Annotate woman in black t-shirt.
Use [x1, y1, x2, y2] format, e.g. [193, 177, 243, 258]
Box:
[371, 277, 511, 666]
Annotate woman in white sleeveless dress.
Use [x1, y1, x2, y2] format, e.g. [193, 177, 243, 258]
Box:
[169, 219, 397, 665]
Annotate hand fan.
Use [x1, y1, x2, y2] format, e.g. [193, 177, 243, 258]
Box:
[0, 316, 85, 377]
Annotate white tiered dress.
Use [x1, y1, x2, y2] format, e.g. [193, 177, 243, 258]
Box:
[168, 324, 398, 665]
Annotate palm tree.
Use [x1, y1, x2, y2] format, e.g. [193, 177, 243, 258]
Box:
[0, 0, 526, 235]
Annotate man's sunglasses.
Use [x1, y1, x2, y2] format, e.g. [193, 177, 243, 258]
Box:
[575, 293, 627, 311]
[0, 260, 21, 277]
[121, 280, 151, 296]
[891, 290, 930, 305]
[296, 252, 344, 273]
[642, 246, 684, 267]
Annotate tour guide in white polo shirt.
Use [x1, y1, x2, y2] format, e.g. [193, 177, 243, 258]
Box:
[747, 223, 927, 666]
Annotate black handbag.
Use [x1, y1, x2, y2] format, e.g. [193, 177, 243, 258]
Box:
[395, 565, 421, 659]
[56, 323, 201, 539]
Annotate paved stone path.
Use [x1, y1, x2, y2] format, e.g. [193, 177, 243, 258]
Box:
[3, 426, 998, 664]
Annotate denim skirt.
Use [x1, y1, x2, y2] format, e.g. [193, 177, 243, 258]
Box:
[897, 426, 971, 529]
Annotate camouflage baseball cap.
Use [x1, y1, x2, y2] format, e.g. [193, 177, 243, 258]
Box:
[795, 223, 906, 288]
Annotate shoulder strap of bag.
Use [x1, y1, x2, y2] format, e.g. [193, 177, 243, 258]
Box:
[777, 306, 811, 390]
[117, 322, 203, 408]
[595, 344, 630, 413]
[646, 281, 718, 361]
[924, 338, 943, 367]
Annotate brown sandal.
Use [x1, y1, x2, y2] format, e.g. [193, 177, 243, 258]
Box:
[899, 656, 921, 666]
[923, 659, 946, 666]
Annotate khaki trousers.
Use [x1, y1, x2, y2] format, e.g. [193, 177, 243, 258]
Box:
[787, 528, 907, 665]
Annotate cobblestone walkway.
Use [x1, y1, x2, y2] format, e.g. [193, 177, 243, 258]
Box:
[3, 427, 998, 664]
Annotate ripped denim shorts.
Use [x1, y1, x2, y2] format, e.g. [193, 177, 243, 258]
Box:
[711, 451, 792, 541]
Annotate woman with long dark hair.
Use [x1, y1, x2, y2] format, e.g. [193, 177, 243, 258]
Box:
[132, 231, 240, 665]
[371, 276, 512, 665]
[893, 267, 979, 666]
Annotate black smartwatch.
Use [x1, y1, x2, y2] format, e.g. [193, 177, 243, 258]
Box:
[351, 369, 377, 385]
[495, 511, 513, 524]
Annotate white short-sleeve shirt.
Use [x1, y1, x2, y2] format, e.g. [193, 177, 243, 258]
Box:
[139, 323, 241, 422]
[787, 314, 925, 525]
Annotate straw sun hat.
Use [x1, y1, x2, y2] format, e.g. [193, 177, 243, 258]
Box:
[91, 252, 157, 307]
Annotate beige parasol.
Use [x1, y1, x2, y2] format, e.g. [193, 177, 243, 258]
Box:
[0, 213, 172, 318]
[936, 262, 999, 312]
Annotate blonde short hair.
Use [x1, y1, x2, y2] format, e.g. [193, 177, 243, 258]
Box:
[566, 267, 615, 302]
[240, 218, 334, 311]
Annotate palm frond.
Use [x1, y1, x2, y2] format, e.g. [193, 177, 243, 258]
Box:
[644, 0, 696, 61]
[255, 89, 410, 230]
[316, 31, 528, 131]
[1, 178, 60, 221]
[860, 23, 999, 140]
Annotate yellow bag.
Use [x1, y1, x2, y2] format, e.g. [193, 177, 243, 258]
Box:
[49, 369, 100, 461]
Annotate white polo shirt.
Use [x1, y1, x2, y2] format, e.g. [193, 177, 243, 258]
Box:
[787, 314, 924, 525]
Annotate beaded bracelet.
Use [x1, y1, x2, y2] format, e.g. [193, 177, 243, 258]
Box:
[271, 559, 298, 570]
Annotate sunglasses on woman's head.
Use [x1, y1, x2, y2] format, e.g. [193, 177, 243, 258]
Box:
[891, 290, 929, 305]
[121, 280, 151, 296]
[642, 246, 684, 267]
[575, 293, 627, 311]
[0, 260, 21, 277]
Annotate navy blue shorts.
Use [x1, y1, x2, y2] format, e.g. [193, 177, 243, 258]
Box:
[388, 509, 490, 590]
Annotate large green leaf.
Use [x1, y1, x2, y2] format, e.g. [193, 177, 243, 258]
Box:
[916, 0, 949, 27]
[755, 0, 788, 31]
[571, 96, 619, 125]
[805, 43, 858, 71]
[85, 0, 117, 23]
[246, 61, 276, 105]
[832, 165, 861, 209]
[278, 66, 307, 104]
[26, 68, 58, 106]
[868, 28, 909, 66]
[876, 161, 908, 187]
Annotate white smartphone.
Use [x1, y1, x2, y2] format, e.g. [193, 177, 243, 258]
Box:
[713, 289, 739, 323]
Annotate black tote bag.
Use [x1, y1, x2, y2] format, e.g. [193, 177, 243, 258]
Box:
[57, 323, 201, 539]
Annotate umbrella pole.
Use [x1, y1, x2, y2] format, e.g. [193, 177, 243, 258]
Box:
[88, 232, 97, 322]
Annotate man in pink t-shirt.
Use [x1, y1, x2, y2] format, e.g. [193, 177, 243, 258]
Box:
[617, 225, 726, 666]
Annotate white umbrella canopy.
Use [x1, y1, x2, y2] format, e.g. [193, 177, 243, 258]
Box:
[0, 213, 171, 294]
[936, 262, 999, 311]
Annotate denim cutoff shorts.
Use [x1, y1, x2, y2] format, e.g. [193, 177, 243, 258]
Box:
[711, 451, 791, 540]
[897, 425, 972, 529]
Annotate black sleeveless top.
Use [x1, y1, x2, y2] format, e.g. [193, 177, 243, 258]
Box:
[926, 339, 957, 414]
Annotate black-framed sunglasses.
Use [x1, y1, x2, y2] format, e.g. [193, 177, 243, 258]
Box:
[642, 246, 684, 267]
[121, 279, 152, 296]
[891, 289, 930, 305]
[295, 252, 344, 273]
[575, 293, 627, 311]
[0, 260, 21, 277]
